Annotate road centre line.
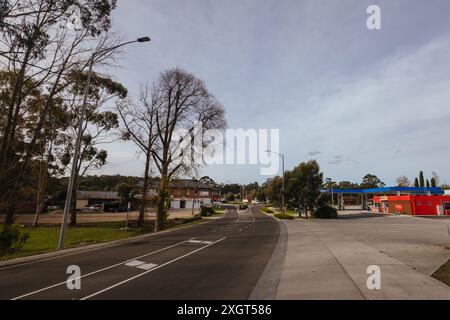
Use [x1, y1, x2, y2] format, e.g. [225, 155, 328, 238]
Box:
[11, 239, 190, 300]
[80, 237, 227, 300]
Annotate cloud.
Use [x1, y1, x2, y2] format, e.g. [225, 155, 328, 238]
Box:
[96, 1, 450, 185]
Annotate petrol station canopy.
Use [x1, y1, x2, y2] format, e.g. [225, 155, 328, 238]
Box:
[322, 187, 444, 195]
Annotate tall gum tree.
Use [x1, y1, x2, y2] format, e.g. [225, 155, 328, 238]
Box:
[150, 68, 226, 231]
[0, 0, 118, 224]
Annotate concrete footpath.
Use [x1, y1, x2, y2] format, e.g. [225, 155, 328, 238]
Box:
[276, 215, 450, 299]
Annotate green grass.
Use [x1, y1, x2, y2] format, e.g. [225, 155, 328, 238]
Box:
[432, 259, 450, 286]
[211, 209, 225, 216]
[274, 213, 295, 220]
[0, 217, 204, 261]
[260, 207, 274, 214]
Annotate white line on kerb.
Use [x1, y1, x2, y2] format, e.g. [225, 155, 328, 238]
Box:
[80, 237, 226, 300]
[11, 239, 190, 300]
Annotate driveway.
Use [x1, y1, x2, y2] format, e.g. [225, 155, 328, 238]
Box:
[276, 212, 450, 299]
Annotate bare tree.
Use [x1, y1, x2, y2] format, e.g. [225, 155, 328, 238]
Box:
[151, 67, 226, 231]
[396, 175, 411, 187]
[117, 85, 159, 228]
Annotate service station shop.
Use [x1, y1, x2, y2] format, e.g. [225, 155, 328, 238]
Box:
[326, 187, 450, 216]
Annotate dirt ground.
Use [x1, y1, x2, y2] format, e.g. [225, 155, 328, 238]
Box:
[1, 208, 197, 225]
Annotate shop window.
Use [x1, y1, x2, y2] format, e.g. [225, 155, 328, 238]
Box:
[428, 202, 431, 206]
[417, 201, 420, 206]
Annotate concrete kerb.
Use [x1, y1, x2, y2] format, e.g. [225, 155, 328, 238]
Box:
[258, 208, 281, 221]
[249, 216, 287, 299]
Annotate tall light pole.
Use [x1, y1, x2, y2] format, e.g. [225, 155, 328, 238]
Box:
[265, 150, 285, 214]
[58, 37, 151, 250]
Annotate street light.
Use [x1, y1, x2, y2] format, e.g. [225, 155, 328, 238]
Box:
[265, 150, 285, 215]
[57, 37, 151, 250]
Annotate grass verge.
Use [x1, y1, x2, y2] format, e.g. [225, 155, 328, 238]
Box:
[210, 209, 225, 217]
[260, 207, 274, 214]
[274, 213, 295, 220]
[0, 216, 203, 262]
[432, 259, 450, 286]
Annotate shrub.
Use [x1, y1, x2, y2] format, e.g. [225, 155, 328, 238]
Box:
[200, 206, 215, 217]
[274, 213, 294, 220]
[313, 205, 338, 219]
[0, 225, 30, 256]
[239, 204, 248, 210]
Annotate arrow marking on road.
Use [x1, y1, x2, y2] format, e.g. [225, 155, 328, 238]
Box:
[136, 263, 158, 271]
[80, 237, 227, 300]
[11, 239, 190, 300]
[125, 260, 146, 267]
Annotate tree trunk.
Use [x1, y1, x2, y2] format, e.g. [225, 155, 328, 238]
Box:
[156, 167, 169, 232]
[33, 159, 48, 228]
[4, 198, 16, 225]
[138, 151, 151, 228]
[304, 203, 309, 218]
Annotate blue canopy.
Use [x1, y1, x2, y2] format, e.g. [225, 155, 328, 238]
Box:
[322, 187, 444, 195]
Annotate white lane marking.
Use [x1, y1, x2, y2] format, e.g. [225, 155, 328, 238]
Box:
[187, 240, 213, 245]
[11, 239, 189, 300]
[124, 260, 146, 267]
[136, 263, 157, 271]
[80, 237, 227, 300]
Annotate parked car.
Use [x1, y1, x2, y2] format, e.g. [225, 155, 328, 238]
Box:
[103, 202, 128, 212]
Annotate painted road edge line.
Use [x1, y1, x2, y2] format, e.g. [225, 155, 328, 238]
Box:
[80, 237, 227, 300]
[11, 239, 190, 300]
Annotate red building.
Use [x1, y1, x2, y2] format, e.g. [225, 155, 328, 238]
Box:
[372, 195, 450, 216]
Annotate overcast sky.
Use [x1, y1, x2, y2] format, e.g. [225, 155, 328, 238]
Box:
[96, 0, 450, 186]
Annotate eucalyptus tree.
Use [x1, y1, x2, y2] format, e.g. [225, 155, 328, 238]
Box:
[0, 0, 118, 224]
[285, 160, 323, 218]
[58, 69, 126, 225]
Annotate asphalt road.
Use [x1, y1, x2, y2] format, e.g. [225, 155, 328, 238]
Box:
[0, 206, 280, 300]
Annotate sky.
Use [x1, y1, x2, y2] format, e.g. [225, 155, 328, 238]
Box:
[95, 0, 450, 186]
